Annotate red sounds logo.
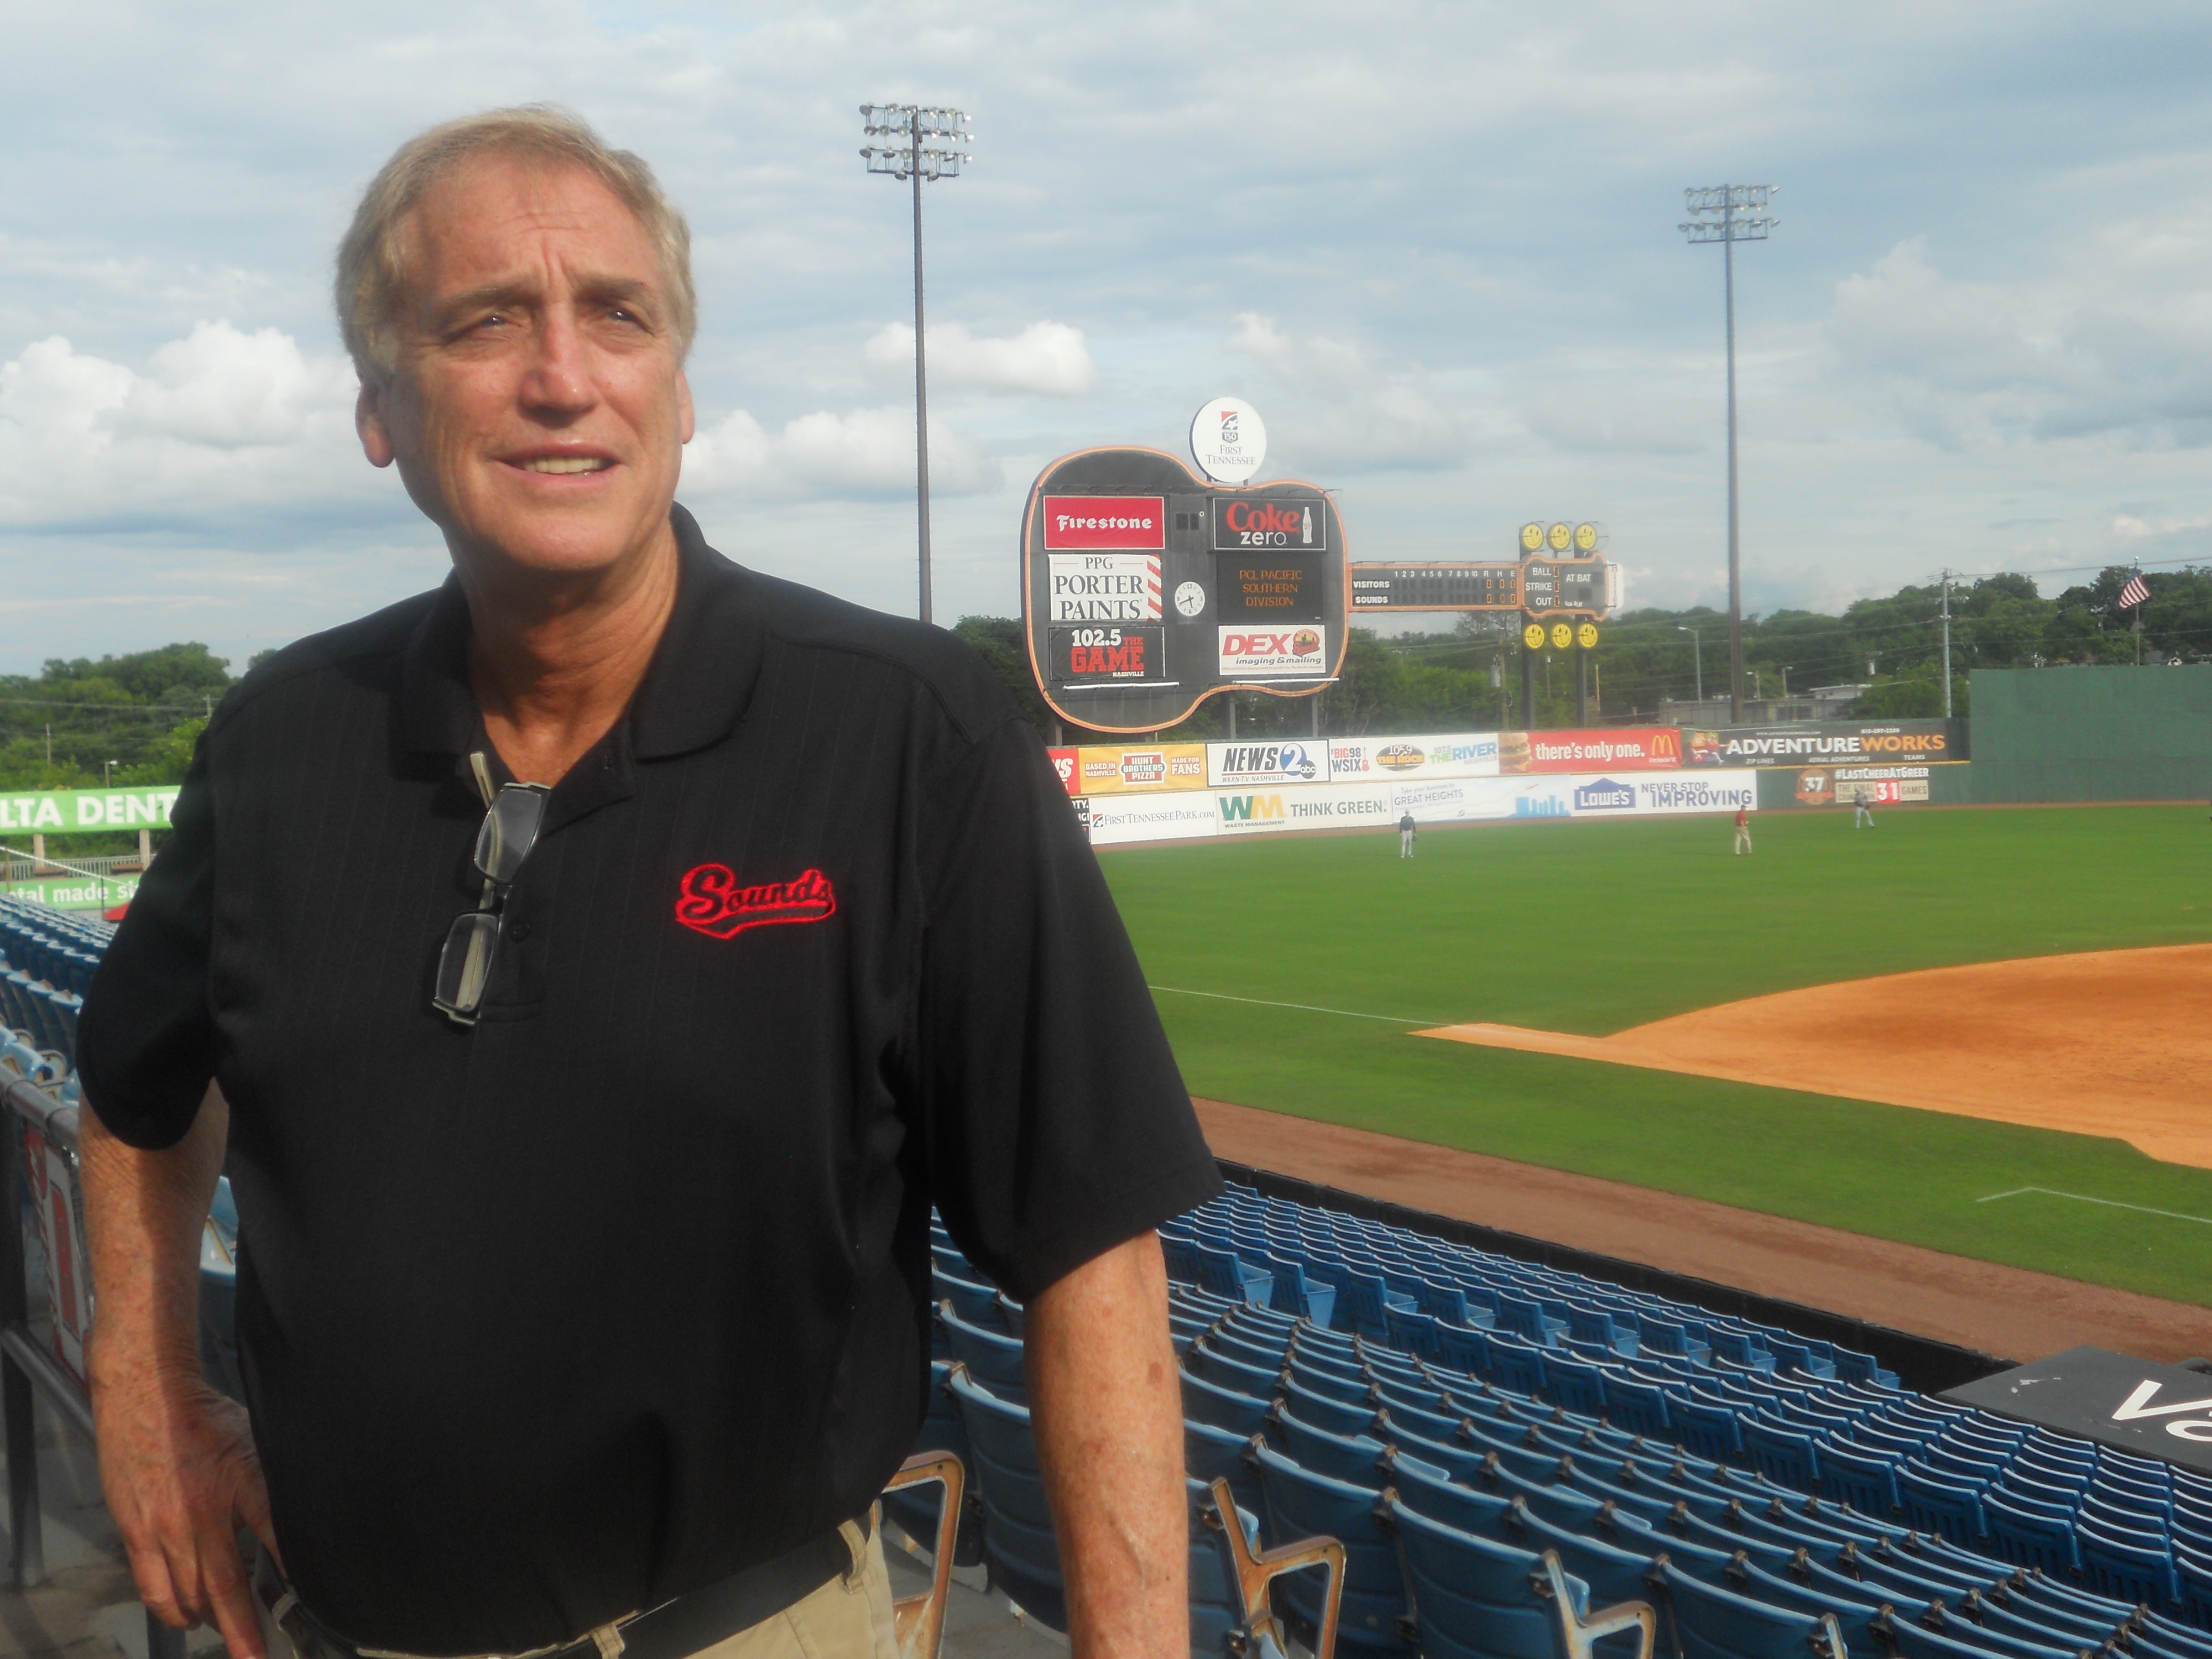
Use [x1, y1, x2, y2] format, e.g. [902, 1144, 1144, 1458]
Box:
[675, 865, 838, 940]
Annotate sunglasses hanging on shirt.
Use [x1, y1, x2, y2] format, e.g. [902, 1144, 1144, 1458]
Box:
[433, 764, 550, 1026]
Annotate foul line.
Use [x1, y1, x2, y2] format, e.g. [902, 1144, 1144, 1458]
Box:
[1147, 985, 1433, 1025]
[1977, 1187, 2212, 1226]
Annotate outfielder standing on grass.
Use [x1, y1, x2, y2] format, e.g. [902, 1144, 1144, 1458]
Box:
[1399, 810, 1417, 858]
[1854, 785, 1876, 828]
[1734, 804, 1752, 856]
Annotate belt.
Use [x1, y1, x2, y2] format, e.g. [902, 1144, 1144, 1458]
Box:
[281, 1512, 872, 1659]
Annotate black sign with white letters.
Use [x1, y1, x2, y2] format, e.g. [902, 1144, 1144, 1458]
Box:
[1942, 1345, 2212, 1474]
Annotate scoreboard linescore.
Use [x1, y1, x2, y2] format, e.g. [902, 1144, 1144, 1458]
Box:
[1349, 520, 1617, 618]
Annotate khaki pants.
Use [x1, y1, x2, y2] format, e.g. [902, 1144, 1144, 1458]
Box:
[256, 1524, 899, 1659]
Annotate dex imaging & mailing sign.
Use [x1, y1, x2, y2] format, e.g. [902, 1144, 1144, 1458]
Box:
[1218, 626, 1328, 677]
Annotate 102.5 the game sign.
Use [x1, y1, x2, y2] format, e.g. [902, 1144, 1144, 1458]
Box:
[1022, 446, 1349, 733]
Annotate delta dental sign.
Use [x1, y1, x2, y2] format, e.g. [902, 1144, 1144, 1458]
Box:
[0, 788, 181, 836]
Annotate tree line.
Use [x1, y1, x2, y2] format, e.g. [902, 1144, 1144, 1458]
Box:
[959, 563, 2212, 742]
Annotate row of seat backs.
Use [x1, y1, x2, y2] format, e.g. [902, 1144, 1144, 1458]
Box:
[1167, 1286, 2212, 1638]
[1172, 1193, 2207, 1587]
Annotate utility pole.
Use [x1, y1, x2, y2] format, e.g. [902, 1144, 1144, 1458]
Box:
[1939, 569, 1954, 717]
[860, 103, 973, 626]
[1680, 185, 1779, 723]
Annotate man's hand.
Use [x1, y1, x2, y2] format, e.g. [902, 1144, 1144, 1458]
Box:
[1024, 1232, 1187, 1659]
[90, 1363, 277, 1658]
[80, 1084, 278, 1659]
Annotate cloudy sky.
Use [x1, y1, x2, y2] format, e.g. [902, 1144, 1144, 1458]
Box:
[3, 1, 2210, 671]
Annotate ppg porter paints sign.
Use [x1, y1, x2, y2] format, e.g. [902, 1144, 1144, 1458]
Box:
[1022, 446, 1348, 733]
[1944, 1346, 2212, 1475]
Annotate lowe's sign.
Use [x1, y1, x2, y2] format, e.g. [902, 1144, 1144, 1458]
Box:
[0, 789, 181, 837]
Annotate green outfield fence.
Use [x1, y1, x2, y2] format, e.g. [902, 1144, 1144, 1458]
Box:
[1971, 664, 2212, 803]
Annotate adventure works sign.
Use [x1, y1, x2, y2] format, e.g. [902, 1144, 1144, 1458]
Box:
[1942, 1345, 2212, 1475]
[1685, 719, 1966, 768]
[0, 789, 180, 837]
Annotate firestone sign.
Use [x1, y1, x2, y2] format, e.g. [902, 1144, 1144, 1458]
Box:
[1022, 446, 1348, 733]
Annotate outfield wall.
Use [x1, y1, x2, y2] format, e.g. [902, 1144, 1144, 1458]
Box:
[1971, 665, 2212, 802]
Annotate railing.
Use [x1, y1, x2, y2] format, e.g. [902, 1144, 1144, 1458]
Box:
[0, 854, 145, 884]
[1, 1065, 186, 1659]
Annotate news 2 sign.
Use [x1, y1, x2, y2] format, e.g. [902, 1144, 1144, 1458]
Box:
[1943, 1345, 2212, 1475]
[1022, 446, 1348, 733]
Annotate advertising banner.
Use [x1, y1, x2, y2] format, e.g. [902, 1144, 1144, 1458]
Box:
[1514, 727, 1683, 774]
[1084, 791, 1219, 846]
[0, 788, 180, 837]
[1218, 625, 1329, 679]
[1685, 719, 1966, 767]
[1046, 625, 1167, 685]
[1329, 732, 1501, 781]
[0, 875, 138, 912]
[1041, 496, 1165, 551]
[1045, 553, 1162, 622]
[1798, 764, 1934, 806]
[1390, 775, 1579, 821]
[1208, 740, 1330, 787]
[1047, 748, 1079, 796]
[1628, 775, 1759, 815]
[1069, 743, 1208, 796]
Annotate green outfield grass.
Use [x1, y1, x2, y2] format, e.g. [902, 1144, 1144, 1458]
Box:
[1099, 805, 2212, 1308]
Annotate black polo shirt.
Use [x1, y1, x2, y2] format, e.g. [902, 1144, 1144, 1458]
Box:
[78, 505, 1219, 1656]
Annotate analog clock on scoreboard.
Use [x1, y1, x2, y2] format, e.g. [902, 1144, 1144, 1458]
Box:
[1022, 446, 1349, 733]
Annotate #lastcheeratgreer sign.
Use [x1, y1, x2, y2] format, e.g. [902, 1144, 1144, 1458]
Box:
[0, 787, 181, 837]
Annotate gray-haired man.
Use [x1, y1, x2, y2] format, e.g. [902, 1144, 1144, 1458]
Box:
[79, 107, 1215, 1659]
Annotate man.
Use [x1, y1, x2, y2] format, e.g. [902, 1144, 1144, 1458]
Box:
[1733, 805, 1752, 855]
[77, 108, 1217, 1659]
[1854, 785, 1875, 829]
[1397, 811, 1416, 858]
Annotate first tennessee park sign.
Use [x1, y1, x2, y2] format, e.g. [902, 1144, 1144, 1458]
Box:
[1021, 446, 1349, 733]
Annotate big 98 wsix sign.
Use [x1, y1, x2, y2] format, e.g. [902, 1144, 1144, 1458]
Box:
[1022, 446, 1349, 733]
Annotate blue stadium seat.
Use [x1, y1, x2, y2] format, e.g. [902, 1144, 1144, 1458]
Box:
[2074, 1514, 2180, 1611]
[1181, 1367, 1276, 1442]
[1385, 1495, 1656, 1659]
[1657, 1559, 1845, 1659]
[946, 1366, 1066, 1629]
[940, 1300, 1029, 1402]
[1248, 1440, 1404, 1655]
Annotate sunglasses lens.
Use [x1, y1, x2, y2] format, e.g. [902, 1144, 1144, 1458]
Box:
[473, 787, 548, 886]
[433, 910, 503, 1021]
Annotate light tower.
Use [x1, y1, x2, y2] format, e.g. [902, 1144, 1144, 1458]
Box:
[1679, 183, 1778, 722]
[860, 103, 973, 625]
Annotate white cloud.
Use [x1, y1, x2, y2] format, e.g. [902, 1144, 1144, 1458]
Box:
[1223, 312, 1469, 474]
[863, 320, 1097, 397]
[682, 404, 1001, 501]
[0, 322, 365, 528]
[1825, 238, 2212, 449]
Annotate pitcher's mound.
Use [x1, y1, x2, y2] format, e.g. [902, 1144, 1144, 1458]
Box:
[1417, 943, 2212, 1168]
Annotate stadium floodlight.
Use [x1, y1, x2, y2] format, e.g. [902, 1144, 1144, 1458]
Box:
[859, 103, 974, 625]
[1679, 183, 1779, 722]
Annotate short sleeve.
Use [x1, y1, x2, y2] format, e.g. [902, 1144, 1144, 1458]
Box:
[914, 718, 1221, 1301]
[77, 737, 220, 1150]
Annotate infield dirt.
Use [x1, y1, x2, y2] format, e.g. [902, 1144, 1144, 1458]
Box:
[1193, 1097, 2212, 1365]
[1415, 943, 2212, 1168]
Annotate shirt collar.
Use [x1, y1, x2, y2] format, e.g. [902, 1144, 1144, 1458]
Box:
[394, 503, 763, 764]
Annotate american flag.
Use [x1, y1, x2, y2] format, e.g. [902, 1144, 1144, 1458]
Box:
[2119, 571, 2150, 608]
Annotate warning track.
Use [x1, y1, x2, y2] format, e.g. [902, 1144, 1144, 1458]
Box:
[1193, 1097, 2212, 1365]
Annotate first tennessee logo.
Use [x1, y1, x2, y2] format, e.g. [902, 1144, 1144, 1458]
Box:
[675, 865, 838, 939]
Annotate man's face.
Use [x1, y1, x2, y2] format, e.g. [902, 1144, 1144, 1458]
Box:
[356, 155, 694, 581]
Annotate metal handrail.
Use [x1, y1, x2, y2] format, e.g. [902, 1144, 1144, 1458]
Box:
[1, 1065, 186, 1658]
